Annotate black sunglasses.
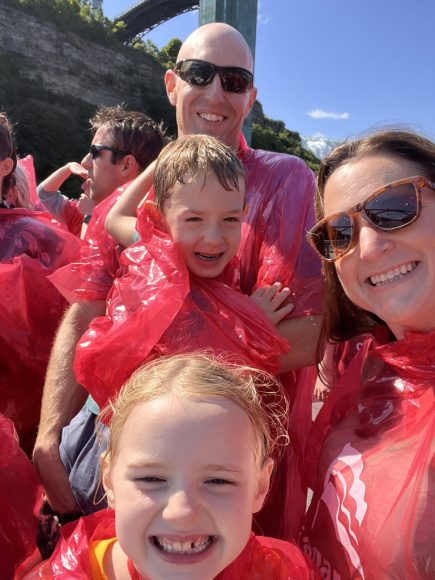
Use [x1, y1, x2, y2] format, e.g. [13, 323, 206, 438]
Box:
[174, 59, 254, 94]
[307, 176, 435, 261]
[89, 144, 128, 159]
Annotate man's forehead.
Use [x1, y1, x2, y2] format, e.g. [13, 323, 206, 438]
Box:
[178, 29, 253, 71]
[93, 127, 112, 145]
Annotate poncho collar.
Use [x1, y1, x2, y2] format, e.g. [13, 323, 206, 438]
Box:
[356, 330, 435, 437]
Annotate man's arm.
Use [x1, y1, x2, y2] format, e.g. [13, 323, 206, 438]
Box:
[277, 314, 321, 372]
[33, 299, 105, 514]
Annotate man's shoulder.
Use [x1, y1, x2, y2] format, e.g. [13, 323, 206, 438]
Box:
[245, 146, 310, 169]
[243, 149, 313, 180]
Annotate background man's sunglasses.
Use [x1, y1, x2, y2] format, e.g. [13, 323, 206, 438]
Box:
[174, 59, 254, 94]
[89, 144, 128, 159]
[307, 176, 435, 261]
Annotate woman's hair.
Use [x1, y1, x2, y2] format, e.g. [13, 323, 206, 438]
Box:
[316, 129, 435, 362]
[100, 352, 289, 469]
[0, 112, 18, 202]
[153, 134, 246, 211]
[6, 165, 31, 208]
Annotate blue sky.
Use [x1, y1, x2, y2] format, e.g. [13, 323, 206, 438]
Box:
[102, 0, 435, 141]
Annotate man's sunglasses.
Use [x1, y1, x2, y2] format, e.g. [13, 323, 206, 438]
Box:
[174, 59, 254, 94]
[307, 176, 435, 261]
[89, 144, 128, 159]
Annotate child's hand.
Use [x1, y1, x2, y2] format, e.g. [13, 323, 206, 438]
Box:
[249, 283, 294, 325]
[67, 162, 88, 180]
[77, 193, 95, 216]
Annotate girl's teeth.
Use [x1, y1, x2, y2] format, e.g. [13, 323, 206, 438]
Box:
[370, 261, 417, 286]
[156, 536, 211, 554]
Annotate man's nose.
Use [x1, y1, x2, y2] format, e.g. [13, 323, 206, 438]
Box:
[81, 152, 91, 168]
[205, 73, 226, 102]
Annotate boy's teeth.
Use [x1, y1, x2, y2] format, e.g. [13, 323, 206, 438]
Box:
[155, 536, 212, 554]
[370, 261, 416, 286]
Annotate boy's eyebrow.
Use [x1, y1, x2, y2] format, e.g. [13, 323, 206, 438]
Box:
[204, 464, 243, 474]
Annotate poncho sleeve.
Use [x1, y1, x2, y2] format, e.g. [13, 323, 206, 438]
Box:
[238, 148, 322, 318]
[0, 209, 82, 452]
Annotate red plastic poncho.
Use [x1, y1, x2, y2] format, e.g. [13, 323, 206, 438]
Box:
[0, 207, 82, 454]
[301, 331, 435, 580]
[0, 414, 42, 578]
[237, 138, 323, 540]
[74, 207, 288, 411]
[49, 185, 128, 303]
[23, 509, 320, 579]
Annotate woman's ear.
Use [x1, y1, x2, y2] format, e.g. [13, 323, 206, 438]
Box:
[0, 157, 14, 178]
[252, 457, 274, 513]
[165, 69, 178, 107]
[101, 452, 116, 509]
[143, 200, 162, 224]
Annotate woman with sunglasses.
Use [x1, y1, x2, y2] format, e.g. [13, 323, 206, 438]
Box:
[300, 130, 434, 579]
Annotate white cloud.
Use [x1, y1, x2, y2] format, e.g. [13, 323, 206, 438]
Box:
[257, 13, 271, 24]
[308, 109, 350, 120]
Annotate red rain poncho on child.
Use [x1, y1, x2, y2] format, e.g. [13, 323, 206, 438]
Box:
[0, 207, 82, 453]
[301, 331, 435, 580]
[0, 414, 41, 578]
[74, 206, 289, 411]
[22, 509, 320, 579]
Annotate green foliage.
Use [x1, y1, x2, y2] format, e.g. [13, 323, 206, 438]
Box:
[131, 37, 159, 58]
[4, 0, 123, 48]
[158, 38, 182, 70]
[252, 120, 320, 173]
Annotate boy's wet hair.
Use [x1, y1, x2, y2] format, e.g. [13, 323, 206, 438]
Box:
[153, 134, 246, 211]
[100, 352, 288, 470]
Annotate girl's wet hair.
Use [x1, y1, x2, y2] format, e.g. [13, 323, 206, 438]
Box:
[99, 352, 289, 469]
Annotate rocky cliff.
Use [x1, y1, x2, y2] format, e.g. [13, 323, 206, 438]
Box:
[0, 2, 174, 125]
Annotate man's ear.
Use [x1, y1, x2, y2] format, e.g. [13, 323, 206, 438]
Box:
[165, 69, 178, 107]
[101, 452, 116, 509]
[119, 154, 137, 177]
[252, 457, 274, 513]
[244, 86, 258, 119]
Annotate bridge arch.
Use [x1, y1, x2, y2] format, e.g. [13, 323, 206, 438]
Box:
[114, 0, 199, 42]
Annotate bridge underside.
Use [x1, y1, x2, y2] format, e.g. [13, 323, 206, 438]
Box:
[115, 0, 199, 42]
